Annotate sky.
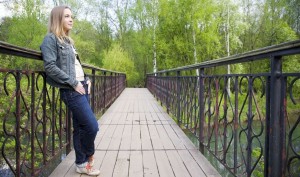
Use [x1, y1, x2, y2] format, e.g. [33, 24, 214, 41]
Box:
[0, 3, 12, 19]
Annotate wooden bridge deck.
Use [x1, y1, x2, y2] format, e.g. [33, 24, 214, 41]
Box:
[49, 88, 221, 177]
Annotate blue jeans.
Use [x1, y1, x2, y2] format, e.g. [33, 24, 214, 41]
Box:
[60, 81, 99, 165]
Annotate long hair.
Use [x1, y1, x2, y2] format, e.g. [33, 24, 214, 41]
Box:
[48, 5, 73, 44]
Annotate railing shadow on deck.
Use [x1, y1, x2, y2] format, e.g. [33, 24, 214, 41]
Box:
[0, 41, 126, 177]
[146, 40, 300, 177]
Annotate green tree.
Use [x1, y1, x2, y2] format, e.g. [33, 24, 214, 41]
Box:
[102, 43, 139, 87]
[72, 19, 102, 65]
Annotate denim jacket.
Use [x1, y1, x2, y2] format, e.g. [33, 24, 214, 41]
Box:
[40, 33, 80, 89]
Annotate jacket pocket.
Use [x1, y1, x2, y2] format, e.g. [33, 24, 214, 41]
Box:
[57, 44, 69, 71]
[58, 44, 69, 56]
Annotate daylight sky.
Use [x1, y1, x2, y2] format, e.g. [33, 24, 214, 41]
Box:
[0, 4, 11, 19]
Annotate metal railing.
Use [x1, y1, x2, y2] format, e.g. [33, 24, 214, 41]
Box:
[146, 40, 300, 177]
[0, 41, 126, 176]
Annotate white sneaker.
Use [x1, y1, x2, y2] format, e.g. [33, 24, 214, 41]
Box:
[76, 162, 100, 176]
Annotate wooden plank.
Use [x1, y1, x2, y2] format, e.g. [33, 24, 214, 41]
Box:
[129, 151, 143, 177]
[111, 112, 122, 124]
[154, 150, 175, 177]
[143, 151, 159, 177]
[112, 151, 130, 177]
[93, 150, 107, 170]
[170, 124, 197, 150]
[138, 99, 145, 113]
[49, 151, 76, 177]
[108, 124, 125, 150]
[127, 99, 134, 113]
[126, 113, 134, 125]
[156, 112, 168, 121]
[97, 124, 117, 150]
[141, 124, 153, 150]
[145, 112, 154, 125]
[150, 100, 161, 113]
[120, 124, 132, 150]
[166, 150, 191, 177]
[139, 113, 147, 125]
[145, 100, 155, 113]
[118, 112, 128, 125]
[156, 124, 175, 149]
[151, 100, 165, 113]
[121, 98, 130, 113]
[132, 112, 140, 125]
[100, 112, 114, 124]
[161, 112, 177, 125]
[178, 150, 206, 177]
[99, 150, 118, 177]
[133, 99, 139, 113]
[188, 149, 221, 177]
[94, 124, 109, 148]
[150, 112, 161, 125]
[131, 124, 142, 150]
[163, 124, 186, 150]
[64, 164, 80, 177]
[148, 125, 164, 150]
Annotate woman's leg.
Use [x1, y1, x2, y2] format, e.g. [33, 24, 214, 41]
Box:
[60, 88, 99, 165]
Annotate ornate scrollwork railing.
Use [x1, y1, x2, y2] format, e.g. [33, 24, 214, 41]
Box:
[147, 40, 300, 177]
[0, 41, 126, 176]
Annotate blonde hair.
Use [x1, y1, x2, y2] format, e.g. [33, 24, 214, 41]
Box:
[48, 5, 73, 44]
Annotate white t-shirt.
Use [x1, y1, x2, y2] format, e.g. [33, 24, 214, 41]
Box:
[72, 46, 85, 81]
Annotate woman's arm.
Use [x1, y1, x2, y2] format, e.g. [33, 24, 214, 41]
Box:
[40, 34, 78, 88]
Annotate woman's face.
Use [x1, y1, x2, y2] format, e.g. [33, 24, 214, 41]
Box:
[62, 8, 73, 33]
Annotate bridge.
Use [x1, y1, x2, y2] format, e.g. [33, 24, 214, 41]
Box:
[0, 40, 300, 177]
[50, 88, 220, 177]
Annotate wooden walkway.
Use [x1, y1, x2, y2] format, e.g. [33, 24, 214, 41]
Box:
[49, 88, 221, 177]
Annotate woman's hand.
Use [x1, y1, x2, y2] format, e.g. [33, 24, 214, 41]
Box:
[74, 82, 85, 95]
[87, 80, 91, 94]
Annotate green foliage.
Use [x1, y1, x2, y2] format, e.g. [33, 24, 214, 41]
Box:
[5, 2, 47, 49]
[252, 148, 264, 177]
[72, 20, 102, 66]
[102, 43, 139, 87]
[0, 0, 299, 86]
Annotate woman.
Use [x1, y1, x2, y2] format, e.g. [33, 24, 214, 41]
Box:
[40, 5, 100, 176]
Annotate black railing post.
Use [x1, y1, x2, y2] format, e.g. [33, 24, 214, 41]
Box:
[166, 72, 170, 113]
[156, 73, 159, 101]
[160, 73, 163, 106]
[177, 71, 181, 124]
[51, 87, 55, 156]
[233, 76, 238, 174]
[91, 69, 96, 112]
[267, 56, 285, 177]
[103, 71, 106, 111]
[156, 74, 158, 98]
[31, 72, 35, 176]
[66, 108, 72, 153]
[265, 74, 270, 177]
[42, 76, 47, 164]
[110, 72, 113, 105]
[199, 68, 204, 153]
[114, 73, 117, 100]
[15, 72, 21, 177]
[223, 76, 228, 164]
[246, 76, 253, 177]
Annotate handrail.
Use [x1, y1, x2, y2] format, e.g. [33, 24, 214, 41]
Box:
[146, 39, 300, 177]
[0, 40, 126, 177]
[0, 41, 125, 74]
[148, 39, 300, 74]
